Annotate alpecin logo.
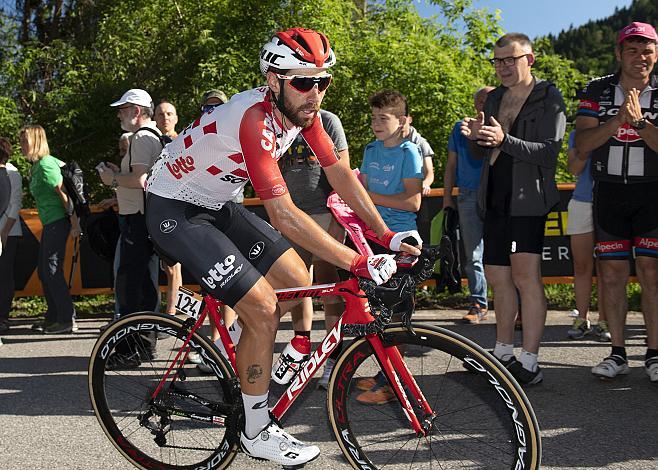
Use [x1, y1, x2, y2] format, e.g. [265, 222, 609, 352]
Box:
[614, 123, 641, 143]
[249, 241, 265, 260]
[159, 219, 177, 234]
[636, 237, 658, 250]
[166, 156, 195, 179]
[202, 255, 244, 290]
[596, 240, 629, 253]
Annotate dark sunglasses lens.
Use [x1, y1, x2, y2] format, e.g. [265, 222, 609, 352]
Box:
[201, 104, 221, 113]
[290, 76, 331, 92]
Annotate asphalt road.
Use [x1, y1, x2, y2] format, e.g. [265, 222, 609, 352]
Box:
[0, 309, 657, 470]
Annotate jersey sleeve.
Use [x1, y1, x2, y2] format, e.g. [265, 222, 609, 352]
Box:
[300, 114, 339, 168]
[42, 157, 63, 188]
[576, 81, 600, 119]
[239, 103, 289, 200]
[402, 144, 423, 179]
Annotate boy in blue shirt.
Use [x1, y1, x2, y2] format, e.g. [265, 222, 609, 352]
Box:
[360, 90, 423, 233]
[357, 90, 423, 405]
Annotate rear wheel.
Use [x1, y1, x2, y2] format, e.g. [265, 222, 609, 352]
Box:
[88, 312, 239, 469]
[327, 323, 541, 469]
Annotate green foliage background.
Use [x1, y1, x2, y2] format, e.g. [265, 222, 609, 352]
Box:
[0, 0, 589, 202]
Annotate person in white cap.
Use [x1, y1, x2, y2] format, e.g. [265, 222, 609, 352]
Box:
[576, 21, 658, 383]
[98, 89, 162, 358]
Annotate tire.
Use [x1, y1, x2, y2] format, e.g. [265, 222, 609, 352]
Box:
[327, 323, 541, 469]
[88, 312, 239, 470]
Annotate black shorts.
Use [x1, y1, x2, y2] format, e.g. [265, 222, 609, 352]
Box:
[594, 181, 658, 260]
[483, 213, 546, 266]
[146, 194, 291, 307]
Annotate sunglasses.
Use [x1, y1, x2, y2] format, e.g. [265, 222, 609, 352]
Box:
[276, 74, 332, 93]
[201, 103, 222, 113]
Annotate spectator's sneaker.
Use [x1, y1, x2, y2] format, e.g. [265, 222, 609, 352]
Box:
[31, 320, 52, 333]
[106, 352, 141, 371]
[594, 321, 612, 342]
[355, 377, 377, 391]
[318, 358, 335, 390]
[567, 318, 593, 339]
[356, 385, 396, 405]
[71, 320, 79, 333]
[462, 304, 488, 324]
[0, 319, 9, 333]
[240, 421, 320, 466]
[645, 357, 658, 383]
[43, 322, 73, 335]
[507, 361, 544, 386]
[591, 354, 629, 379]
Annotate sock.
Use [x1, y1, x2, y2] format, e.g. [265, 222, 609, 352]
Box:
[242, 392, 270, 439]
[645, 348, 658, 363]
[611, 346, 627, 361]
[519, 350, 538, 373]
[294, 330, 311, 338]
[493, 342, 514, 361]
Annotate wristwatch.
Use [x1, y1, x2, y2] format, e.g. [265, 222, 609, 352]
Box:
[631, 118, 647, 130]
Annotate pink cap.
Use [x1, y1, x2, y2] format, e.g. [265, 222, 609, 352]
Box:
[617, 22, 658, 44]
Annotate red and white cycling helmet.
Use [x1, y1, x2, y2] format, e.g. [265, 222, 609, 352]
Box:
[259, 27, 336, 76]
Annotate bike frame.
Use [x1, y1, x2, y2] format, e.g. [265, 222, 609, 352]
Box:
[151, 185, 435, 437]
[151, 274, 435, 437]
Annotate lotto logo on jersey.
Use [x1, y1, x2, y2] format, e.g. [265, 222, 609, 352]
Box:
[166, 156, 196, 179]
[613, 124, 642, 143]
[202, 255, 244, 290]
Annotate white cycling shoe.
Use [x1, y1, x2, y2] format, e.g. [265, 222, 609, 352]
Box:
[241, 421, 320, 468]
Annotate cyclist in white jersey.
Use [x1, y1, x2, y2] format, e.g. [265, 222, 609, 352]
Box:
[146, 28, 422, 467]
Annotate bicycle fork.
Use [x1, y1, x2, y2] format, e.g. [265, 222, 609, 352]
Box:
[367, 334, 436, 437]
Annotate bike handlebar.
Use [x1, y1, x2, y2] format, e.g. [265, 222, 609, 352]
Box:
[342, 245, 443, 337]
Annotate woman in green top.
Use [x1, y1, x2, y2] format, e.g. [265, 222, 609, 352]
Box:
[21, 125, 78, 334]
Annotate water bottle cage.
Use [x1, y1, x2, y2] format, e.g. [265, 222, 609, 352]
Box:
[273, 354, 310, 384]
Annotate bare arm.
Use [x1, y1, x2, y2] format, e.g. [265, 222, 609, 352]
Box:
[575, 114, 623, 154]
[566, 147, 588, 176]
[366, 178, 422, 212]
[443, 151, 457, 208]
[264, 194, 358, 270]
[104, 162, 148, 188]
[637, 123, 658, 153]
[337, 148, 350, 169]
[324, 161, 389, 238]
[54, 181, 71, 211]
[421, 157, 434, 196]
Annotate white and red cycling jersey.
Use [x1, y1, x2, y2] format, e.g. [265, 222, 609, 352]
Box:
[146, 86, 339, 210]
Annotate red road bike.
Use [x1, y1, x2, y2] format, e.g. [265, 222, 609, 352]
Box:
[88, 200, 541, 470]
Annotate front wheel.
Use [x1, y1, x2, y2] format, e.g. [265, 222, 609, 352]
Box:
[88, 312, 240, 470]
[327, 323, 541, 469]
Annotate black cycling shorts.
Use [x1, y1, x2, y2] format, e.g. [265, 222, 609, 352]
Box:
[593, 181, 658, 260]
[146, 194, 292, 307]
[483, 213, 547, 266]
